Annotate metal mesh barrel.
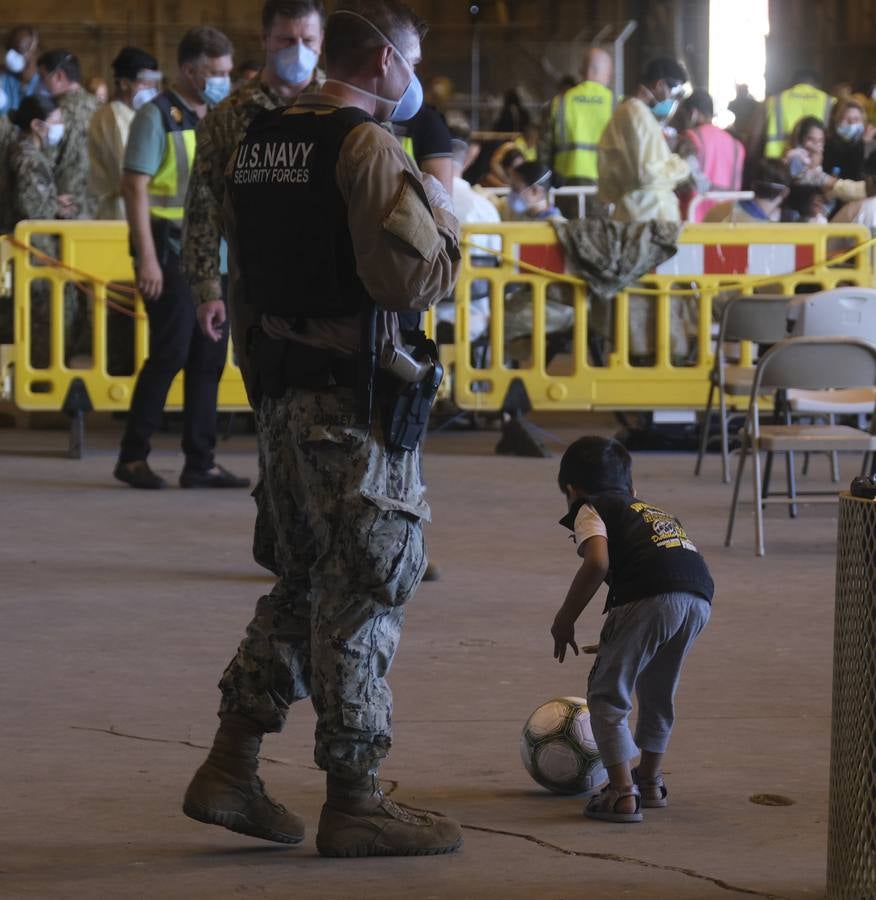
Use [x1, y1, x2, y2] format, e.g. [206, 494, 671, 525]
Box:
[827, 494, 876, 899]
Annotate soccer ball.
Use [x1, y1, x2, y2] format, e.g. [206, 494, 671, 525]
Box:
[520, 697, 607, 795]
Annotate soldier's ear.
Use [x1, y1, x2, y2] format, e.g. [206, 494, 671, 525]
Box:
[375, 44, 393, 77]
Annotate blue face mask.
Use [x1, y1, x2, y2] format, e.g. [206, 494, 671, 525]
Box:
[328, 9, 424, 123]
[508, 192, 528, 215]
[202, 75, 231, 105]
[837, 122, 864, 142]
[270, 42, 319, 87]
[652, 98, 676, 121]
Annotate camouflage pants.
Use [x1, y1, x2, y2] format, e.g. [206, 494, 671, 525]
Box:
[219, 385, 428, 779]
[250, 406, 279, 576]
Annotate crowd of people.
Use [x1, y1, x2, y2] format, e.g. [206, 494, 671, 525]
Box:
[452, 52, 876, 229]
[3, 14, 876, 374]
[5, 18, 876, 240]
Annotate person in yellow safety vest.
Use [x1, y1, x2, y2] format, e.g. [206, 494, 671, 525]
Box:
[548, 47, 613, 185]
[115, 26, 249, 492]
[763, 68, 834, 159]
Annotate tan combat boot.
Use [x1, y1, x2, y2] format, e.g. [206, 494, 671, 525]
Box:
[183, 713, 305, 844]
[316, 774, 463, 858]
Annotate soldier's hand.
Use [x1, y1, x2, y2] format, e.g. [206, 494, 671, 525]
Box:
[56, 194, 77, 219]
[420, 173, 453, 215]
[197, 300, 226, 342]
[137, 256, 164, 301]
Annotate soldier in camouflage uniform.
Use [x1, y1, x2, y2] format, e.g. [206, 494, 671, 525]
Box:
[0, 113, 17, 234]
[182, 0, 325, 574]
[7, 95, 77, 365]
[184, 0, 463, 857]
[36, 51, 97, 362]
[37, 50, 97, 219]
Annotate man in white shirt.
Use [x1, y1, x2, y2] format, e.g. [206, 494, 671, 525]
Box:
[87, 47, 161, 219]
[435, 137, 500, 341]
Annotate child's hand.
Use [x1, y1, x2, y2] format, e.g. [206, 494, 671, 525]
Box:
[551, 614, 579, 663]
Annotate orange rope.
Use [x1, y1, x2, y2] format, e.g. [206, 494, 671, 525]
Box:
[1, 234, 145, 320]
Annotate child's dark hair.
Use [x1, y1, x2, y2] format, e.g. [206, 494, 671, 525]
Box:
[558, 436, 633, 495]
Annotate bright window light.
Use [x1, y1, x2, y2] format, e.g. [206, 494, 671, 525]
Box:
[708, 0, 770, 128]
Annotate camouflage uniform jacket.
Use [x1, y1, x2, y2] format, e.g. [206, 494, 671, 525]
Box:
[0, 116, 20, 232]
[54, 88, 99, 219]
[9, 135, 57, 223]
[182, 72, 322, 303]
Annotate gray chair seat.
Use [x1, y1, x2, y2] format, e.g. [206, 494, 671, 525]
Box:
[787, 388, 876, 414]
[754, 423, 876, 452]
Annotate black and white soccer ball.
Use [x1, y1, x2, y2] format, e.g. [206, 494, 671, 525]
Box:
[520, 696, 607, 795]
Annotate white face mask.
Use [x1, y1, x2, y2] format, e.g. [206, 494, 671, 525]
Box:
[45, 122, 65, 146]
[132, 86, 159, 110]
[5, 47, 26, 74]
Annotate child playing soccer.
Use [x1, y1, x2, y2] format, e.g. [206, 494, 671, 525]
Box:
[551, 437, 713, 823]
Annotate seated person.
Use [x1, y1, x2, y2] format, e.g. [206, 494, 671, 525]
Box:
[831, 149, 876, 227]
[784, 116, 828, 186]
[481, 143, 524, 188]
[505, 161, 562, 221]
[782, 183, 829, 223]
[705, 159, 790, 222]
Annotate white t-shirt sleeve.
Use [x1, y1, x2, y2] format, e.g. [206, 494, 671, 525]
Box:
[573, 504, 608, 556]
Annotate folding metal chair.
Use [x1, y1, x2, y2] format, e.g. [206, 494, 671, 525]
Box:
[725, 337, 876, 556]
[786, 288, 876, 481]
[695, 295, 791, 483]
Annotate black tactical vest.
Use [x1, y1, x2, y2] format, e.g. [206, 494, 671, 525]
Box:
[228, 104, 375, 319]
[560, 491, 714, 609]
[152, 90, 200, 133]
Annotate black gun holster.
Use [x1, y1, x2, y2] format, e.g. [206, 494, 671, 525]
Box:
[380, 332, 444, 452]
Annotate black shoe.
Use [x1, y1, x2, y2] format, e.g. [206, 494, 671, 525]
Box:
[114, 460, 168, 490]
[179, 465, 251, 489]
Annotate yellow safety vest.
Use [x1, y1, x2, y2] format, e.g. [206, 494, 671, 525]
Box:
[401, 135, 415, 161]
[551, 81, 614, 181]
[147, 92, 198, 223]
[764, 84, 833, 159]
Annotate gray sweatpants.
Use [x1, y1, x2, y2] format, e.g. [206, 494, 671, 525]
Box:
[587, 592, 711, 768]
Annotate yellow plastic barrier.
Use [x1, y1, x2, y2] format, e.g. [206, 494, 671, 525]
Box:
[450, 221, 874, 413]
[3, 220, 249, 416]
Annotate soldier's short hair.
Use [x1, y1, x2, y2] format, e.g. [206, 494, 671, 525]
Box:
[178, 26, 234, 66]
[261, 0, 326, 31]
[37, 49, 80, 84]
[325, 0, 426, 75]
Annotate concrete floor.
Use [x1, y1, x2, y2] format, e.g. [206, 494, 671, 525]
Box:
[0, 415, 846, 899]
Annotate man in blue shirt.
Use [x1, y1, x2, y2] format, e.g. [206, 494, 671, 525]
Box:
[1, 25, 40, 114]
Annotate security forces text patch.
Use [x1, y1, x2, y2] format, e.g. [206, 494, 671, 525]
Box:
[233, 141, 315, 185]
